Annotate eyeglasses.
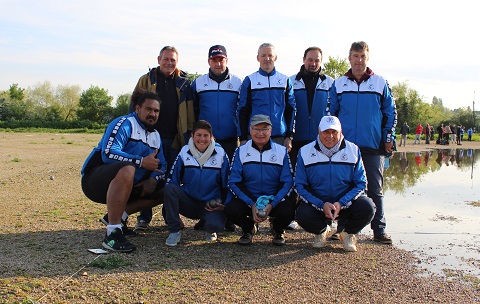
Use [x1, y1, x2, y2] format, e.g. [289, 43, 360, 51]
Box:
[251, 127, 271, 134]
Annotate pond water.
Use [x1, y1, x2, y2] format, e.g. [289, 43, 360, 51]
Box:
[375, 148, 480, 278]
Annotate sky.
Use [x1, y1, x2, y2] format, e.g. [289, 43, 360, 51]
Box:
[1, 0, 479, 110]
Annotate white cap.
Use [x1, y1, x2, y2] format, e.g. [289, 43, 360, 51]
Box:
[319, 115, 342, 132]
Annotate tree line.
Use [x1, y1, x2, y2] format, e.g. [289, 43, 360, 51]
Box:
[0, 57, 477, 133]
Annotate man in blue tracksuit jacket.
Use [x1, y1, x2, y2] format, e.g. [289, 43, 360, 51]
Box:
[192, 44, 242, 160]
[163, 120, 230, 246]
[295, 115, 375, 252]
[224, 115, 296, 246]
[81, 92, 167, 252]
[328, 41, 397, 244]
[290, 46, 334, 167]
[238, 43, 296, 151]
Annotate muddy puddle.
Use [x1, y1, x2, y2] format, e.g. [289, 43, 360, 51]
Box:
[372, 148, 480, 278]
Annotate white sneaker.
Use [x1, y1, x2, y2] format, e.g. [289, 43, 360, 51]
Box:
[205, 232, 217, 242]
[313, 226, 331, 248]
[287, 220, 299, 230]
[165, 231, 181, 247]
[339, 231, 357, 252]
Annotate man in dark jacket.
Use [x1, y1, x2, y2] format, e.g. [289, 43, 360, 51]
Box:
[131, 46, 194, 230]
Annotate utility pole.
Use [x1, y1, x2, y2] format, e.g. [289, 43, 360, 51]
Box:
[474, 91, 476, 132]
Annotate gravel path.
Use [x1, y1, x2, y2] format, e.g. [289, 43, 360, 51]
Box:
[0, 132, 479, 303]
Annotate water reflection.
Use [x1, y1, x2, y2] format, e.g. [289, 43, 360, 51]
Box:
[380, 149, 480, 278]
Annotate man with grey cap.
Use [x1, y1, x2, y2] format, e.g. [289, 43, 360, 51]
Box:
[294, 115, 375, 252]
[224, 114, 296, 246]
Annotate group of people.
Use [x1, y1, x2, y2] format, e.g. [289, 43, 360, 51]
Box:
[399, 121, 473, 146]
[81, 41, 397, 253]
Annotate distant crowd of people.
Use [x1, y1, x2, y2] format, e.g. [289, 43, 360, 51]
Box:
[398, 121, 474, 146]
[81, 41, 397, 254]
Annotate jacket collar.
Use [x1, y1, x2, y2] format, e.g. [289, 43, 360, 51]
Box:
[345, 67, 374, 84]
[314, 138, 346, 153]
[295, 65, 326, 82]
[251, 139, 272, 152]
[258, 67, 276, 77]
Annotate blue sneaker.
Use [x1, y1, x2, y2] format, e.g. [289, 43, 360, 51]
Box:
[165, 232, 181, 247]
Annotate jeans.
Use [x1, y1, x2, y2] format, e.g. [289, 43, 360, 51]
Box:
[399, 134, 407, 147]
[164, 183, 226, 233]
[362, 153, 386, 236]
[137, 137, 179, 223]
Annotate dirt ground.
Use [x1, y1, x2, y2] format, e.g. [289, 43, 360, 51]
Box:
[0, 132, 479, 303]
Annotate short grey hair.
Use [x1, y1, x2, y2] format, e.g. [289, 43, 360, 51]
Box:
[159, 46, 178, 57]
[258, 43, 275, 55]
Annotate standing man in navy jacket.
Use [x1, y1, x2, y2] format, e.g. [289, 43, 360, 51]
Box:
[192, 45, 242, 160]
[290, 46, 334, 167]
[191, 44, 242, 232]
[238, 43, 296, 151]
[329, 41, 397, 244]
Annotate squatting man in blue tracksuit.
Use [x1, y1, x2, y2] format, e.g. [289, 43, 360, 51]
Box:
[81, 92, 168, 252]
[295, 116, 375, 252]
[163, 120, 230, 246]
[224, 114, 296, 246]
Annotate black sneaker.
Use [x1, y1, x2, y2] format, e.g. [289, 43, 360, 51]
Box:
[100, 213, 137, 237]
[237, 232, 253, 246]
[374, 233, 393, 244]
[272, 233, 285, 246]
[102, 228, 136, 252]
[193, 219, 205, 230]
[224, 220, 236, 232]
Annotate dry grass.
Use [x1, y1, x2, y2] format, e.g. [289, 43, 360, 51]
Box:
[0, 132, 479, 303]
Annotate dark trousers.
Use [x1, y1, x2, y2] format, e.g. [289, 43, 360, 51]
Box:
[296, 195, 375, 235]
[224, 196, 296, 234]
[138, 137, 179, 223]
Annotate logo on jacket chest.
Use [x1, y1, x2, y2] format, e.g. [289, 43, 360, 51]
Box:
[210, 158, 217, 166]
[270, 154, 277, 162]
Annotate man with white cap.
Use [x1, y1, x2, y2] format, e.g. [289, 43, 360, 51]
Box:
[224, 114, 296, 246]
[294, 115, 375, 252]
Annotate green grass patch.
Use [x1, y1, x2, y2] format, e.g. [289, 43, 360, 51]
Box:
[11, 157, 21, 162]
[88, 255, 131, 269]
